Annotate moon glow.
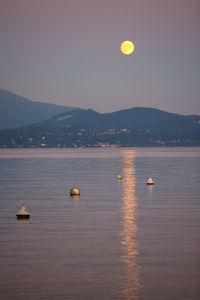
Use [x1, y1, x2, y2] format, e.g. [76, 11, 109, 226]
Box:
[120, 41, 135, 55]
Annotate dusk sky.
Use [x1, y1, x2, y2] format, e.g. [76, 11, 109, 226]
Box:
[0, 0, 199, 114]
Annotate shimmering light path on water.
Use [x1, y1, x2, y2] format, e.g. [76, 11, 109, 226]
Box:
[0, 148, 199, 299]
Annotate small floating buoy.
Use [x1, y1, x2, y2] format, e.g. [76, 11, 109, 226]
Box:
[146, 177, 154, 185]
[70, 187, 80, 196]
[117, 174, 122, 180]
[16, 205, 30, 219]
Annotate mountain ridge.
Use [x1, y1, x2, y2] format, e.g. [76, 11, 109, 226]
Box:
[1, 107, 199, 148]
[0, 88, 80, 129]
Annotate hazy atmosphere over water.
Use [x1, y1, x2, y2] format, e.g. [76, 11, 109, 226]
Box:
[0, 0, 199, 115]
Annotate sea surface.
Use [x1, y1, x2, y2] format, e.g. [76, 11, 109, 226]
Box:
[0, 148, 199, 300]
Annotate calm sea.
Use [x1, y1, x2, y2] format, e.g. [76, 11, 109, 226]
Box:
[0, 148, 199, 300]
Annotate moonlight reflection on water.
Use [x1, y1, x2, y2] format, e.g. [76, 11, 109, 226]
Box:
[120, 150, 140, 299]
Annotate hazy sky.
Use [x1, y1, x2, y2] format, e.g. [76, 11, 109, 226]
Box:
[0, 0, 199, 114]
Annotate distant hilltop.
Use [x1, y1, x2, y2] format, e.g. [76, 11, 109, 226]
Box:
[0, 88, 80, 129]
[0, 106, 199, 148]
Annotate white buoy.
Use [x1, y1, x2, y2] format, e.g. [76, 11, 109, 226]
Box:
[70, 187, 80, 196]
[16, 205, 30, 219]
[146, 177, 154, 185]
[117, 174, 122, 180]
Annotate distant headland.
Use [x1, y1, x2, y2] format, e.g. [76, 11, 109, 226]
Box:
[0, 89, 199, 148]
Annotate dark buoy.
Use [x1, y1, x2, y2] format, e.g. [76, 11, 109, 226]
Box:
[70, 187, 80, 196]
[16, 205, 30, 219]
[117, 174, 122, 180]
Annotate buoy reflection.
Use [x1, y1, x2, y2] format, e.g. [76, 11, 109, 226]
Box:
[120, 150, 140, 299]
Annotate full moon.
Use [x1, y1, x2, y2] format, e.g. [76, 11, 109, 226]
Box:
[120, 41, 135, 55]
